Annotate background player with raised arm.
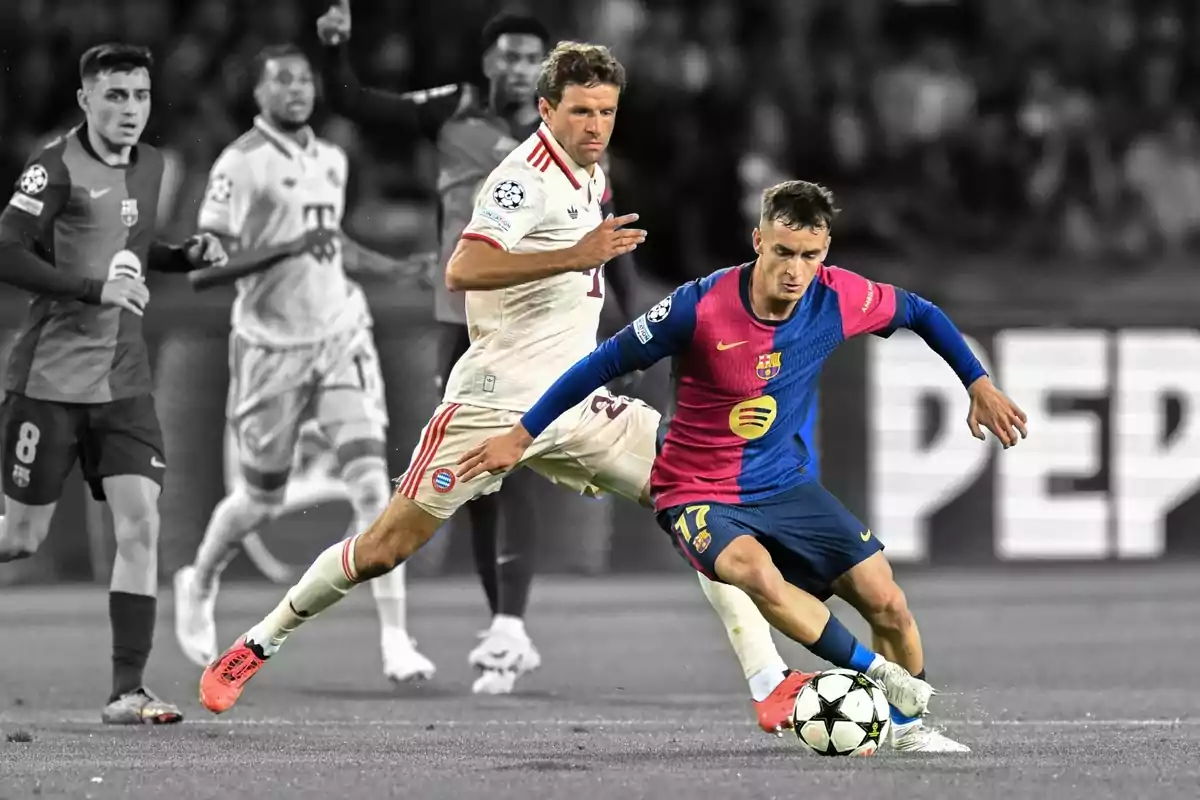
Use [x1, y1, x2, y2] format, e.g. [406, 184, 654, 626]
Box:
[458, 180, 1031, 752]
[316, 2, 643, 692]
[0, 43, 226, 724]
[172, 44, 437, 685]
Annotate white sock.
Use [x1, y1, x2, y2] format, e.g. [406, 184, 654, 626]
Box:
[748, 666, 788, 702]
[194, 491, 272, 591]
[371, 562, 408, 637]
[491, 613, 526, 639]
[697, 573, 787, 687]
[245, 535, 360, 656]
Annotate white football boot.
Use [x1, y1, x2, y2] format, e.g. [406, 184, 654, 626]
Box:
[173, 565, 219, 668]
[467, 625, 541, 695]
[381, 630, 436, 683]
[866, 661, 934, 719]
[890, 719, 971, 752]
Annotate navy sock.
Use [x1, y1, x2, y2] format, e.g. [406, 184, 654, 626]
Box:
[110, 592, 156, 702]
[808, 614, 877, 673]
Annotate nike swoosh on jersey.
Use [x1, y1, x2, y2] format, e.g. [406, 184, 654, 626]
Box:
[716, 340, 747, 351]
[89, 187, 112, 199]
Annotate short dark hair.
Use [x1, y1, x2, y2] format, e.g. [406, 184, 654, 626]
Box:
[480, 12, 550, 54]
[253, 44, 309, 87]
[760, 181, 840, 231]
[536, 41, 626, 105]
[79, 43, 153, 83]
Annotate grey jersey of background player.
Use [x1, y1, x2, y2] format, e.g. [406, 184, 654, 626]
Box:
[319, 12, 638, 326]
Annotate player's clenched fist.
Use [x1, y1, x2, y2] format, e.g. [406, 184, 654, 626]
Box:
[317, 0, 351, 45]
[101, 277, 150, 316]
[456, 424, 535, 482]
[966, 376, 1028, 449]
[566, 213, 646, 271]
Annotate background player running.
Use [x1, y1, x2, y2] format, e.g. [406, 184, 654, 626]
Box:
[458, 180, 1030, 752]
[316, 2, 640, 692]
[0, 43, 226, 724]
[172, 44, 437, 684]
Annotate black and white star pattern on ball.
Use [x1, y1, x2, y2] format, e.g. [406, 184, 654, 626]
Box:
[492, 180, 526, 210]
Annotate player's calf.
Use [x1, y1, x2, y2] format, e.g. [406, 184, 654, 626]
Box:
[201, 492, 447, 714]
[344, 457, 437, 683]
[710, 537, 931, 718]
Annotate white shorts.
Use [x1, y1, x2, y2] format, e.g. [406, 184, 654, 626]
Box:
[227, 327, 388, 481]
[397, 390, 659, 519]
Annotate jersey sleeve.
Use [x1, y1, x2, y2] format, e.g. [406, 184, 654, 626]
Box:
[820, 265, 901, 339]
[891, 288, 988, 388]
[0, 146, 104, 303]
[0, 150, 72, 251]
[323, 45, 463, 138]
[197, 147, 255, 239]
[519, 281, 701, 438]
[460, 168, 548, 251]
[613, 280, 701, 369]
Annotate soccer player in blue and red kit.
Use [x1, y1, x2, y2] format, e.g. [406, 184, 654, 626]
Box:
[457, 180, 1029, 752]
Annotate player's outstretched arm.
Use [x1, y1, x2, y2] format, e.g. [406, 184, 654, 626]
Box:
[893, 289, 1028, 447]
[316, 0, 463, 134]
[446, 213, 647, 291]
[340, 235, 432, 284]
[457, 284, 698, 481]
[148, 234, 228, 273]
[826, 266, 1027, 447]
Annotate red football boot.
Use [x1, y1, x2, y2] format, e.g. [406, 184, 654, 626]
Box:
[199, 637, 268, 714]
[753, 670, 816, 735]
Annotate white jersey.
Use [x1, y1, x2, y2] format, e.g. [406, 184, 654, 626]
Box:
[198, 116, 371, 347]
[446, 123, 608, 412]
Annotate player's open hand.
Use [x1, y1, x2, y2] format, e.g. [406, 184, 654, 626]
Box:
[568, 213, 646, 271]
[456, 425, 535, 482]
[967, 376, 1028, 448]
[317, 0, 351, 46]
[101, 277, 150, 316]
[184, 233, 229, 268]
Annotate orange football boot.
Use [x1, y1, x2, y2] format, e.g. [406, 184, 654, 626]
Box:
[199, 637, 268, 714]
[754, 670, 816, 735]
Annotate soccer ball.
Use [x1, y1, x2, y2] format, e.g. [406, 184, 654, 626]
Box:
[792, 669, 891, 756]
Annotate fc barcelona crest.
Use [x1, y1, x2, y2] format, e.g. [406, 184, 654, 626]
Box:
[120, 199, 138, 227]
[755, 351, 782, 381]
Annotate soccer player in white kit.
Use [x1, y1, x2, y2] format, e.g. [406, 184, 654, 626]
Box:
[174, 44, 435, 684]
[200, 42, 810, 734]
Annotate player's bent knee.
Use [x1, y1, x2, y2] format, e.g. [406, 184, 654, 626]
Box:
[863, 585, 913, 636]
[342, 456, 390, 518]
[714, 536, 786, 607]
[111, 504, 161, 552]
[355, 492, 443, 577]
[0, 501, 55, 559]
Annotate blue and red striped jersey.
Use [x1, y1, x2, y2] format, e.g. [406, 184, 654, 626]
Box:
[521, 262, 987, 511]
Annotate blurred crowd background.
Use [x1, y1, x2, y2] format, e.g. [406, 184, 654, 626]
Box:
[5, 0, 1200, 288]
[3, 0, 1200, 584]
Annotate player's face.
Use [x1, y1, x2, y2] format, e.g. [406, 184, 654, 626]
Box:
[257, 55, 316, 130]
[78, 68, 151, 148]
[538, 83, 619, 168]
[752, 219, 831, 302]
[485, 34, 545, 105]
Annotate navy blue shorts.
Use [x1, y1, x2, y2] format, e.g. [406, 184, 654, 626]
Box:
[656, 482, 884, 601]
